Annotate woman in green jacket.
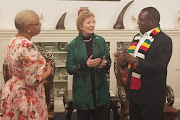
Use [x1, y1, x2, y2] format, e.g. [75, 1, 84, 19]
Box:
[66, 11, 111, 120]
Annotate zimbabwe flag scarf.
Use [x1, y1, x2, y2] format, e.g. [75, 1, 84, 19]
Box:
[127, 26, 161, 90]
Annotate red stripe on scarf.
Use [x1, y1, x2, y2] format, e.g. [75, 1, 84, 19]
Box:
[130, 76, 141, 90]
[139, 46, 148, 51]
[133, 64, 137, 69]
[131, 42, 138, 46]
[133, 64, 142, 71]
[152, 30, 158, 35]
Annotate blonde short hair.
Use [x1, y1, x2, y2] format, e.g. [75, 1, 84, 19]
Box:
[76, 11, 95, 32]
[14, 10, 38, 31]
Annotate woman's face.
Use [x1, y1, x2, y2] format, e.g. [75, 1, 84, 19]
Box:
[28, 14, 41, 36]
[81, 16, 95, 37]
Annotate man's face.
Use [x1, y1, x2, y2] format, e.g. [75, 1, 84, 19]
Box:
[137, 11, 153, 34]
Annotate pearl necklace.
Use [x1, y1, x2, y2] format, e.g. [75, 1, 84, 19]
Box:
[83, 36, 93, 42]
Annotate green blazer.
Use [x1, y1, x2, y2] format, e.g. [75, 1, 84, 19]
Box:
[66, 33, 111, 110]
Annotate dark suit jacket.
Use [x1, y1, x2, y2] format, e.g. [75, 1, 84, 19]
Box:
[127, 31, 172, 104]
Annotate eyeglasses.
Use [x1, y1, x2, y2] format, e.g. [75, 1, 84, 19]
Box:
[28, 22, 41, 26]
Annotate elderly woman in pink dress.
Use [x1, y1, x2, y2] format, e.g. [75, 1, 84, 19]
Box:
[0, 10, 53, 120]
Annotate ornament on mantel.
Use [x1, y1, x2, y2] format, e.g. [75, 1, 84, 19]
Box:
[131, 16, 137, 23]
[56, 12, 67, 29]
[113, 0, 134, 29]
[78, 7, 89, 16]
[177, 11, 180, 28]
[39, 14, 44, 20]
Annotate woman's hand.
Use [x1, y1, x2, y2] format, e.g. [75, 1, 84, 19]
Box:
[87, 55, 101, 67]
[46, 61, 53, 75]
[99, 56, 107, 68]
[39, 61, 53, 83]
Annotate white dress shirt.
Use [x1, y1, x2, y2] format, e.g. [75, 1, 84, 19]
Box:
[133, 29, 154, 57]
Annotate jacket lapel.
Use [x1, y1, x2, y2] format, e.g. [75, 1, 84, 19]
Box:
[75, 33, 88, 63]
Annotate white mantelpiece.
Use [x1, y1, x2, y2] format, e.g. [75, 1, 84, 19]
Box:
[0, 29, 180, 109]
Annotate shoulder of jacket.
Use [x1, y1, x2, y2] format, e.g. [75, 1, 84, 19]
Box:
[94, 34, 104, 39]
[69, 37, 78, 45]
[157, 31, 172, 41]
[94, 34, 105, 42]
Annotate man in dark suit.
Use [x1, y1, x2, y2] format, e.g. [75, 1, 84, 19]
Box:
[120, 7, 172, 120]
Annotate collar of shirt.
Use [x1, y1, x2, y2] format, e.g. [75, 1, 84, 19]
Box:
[133, 29, 154, 57]
[140, 29, 154, 38]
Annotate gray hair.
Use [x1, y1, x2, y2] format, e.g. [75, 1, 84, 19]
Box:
[14, 10, 38, 30]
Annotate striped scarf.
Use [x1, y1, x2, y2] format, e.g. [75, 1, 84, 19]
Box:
[127, 26, 161, 90]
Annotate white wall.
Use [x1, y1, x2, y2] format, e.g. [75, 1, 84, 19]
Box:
[0, 0, 180, 30]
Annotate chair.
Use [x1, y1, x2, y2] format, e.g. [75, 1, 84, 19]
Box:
[3, 45, 55, 120]
[37, 46, 55, 120]
[114, 53, 178, 120]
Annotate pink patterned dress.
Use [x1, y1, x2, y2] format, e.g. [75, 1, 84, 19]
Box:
[0, 37, 48, 120]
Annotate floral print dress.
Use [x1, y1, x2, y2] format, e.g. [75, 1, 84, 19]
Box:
[0, 37, 48, 120]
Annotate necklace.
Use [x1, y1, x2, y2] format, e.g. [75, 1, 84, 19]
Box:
[83, 36, 93, 42]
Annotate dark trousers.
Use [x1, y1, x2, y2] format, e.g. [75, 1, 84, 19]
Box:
[129, 102, 164, 120]
[77, 105, 109, 120]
